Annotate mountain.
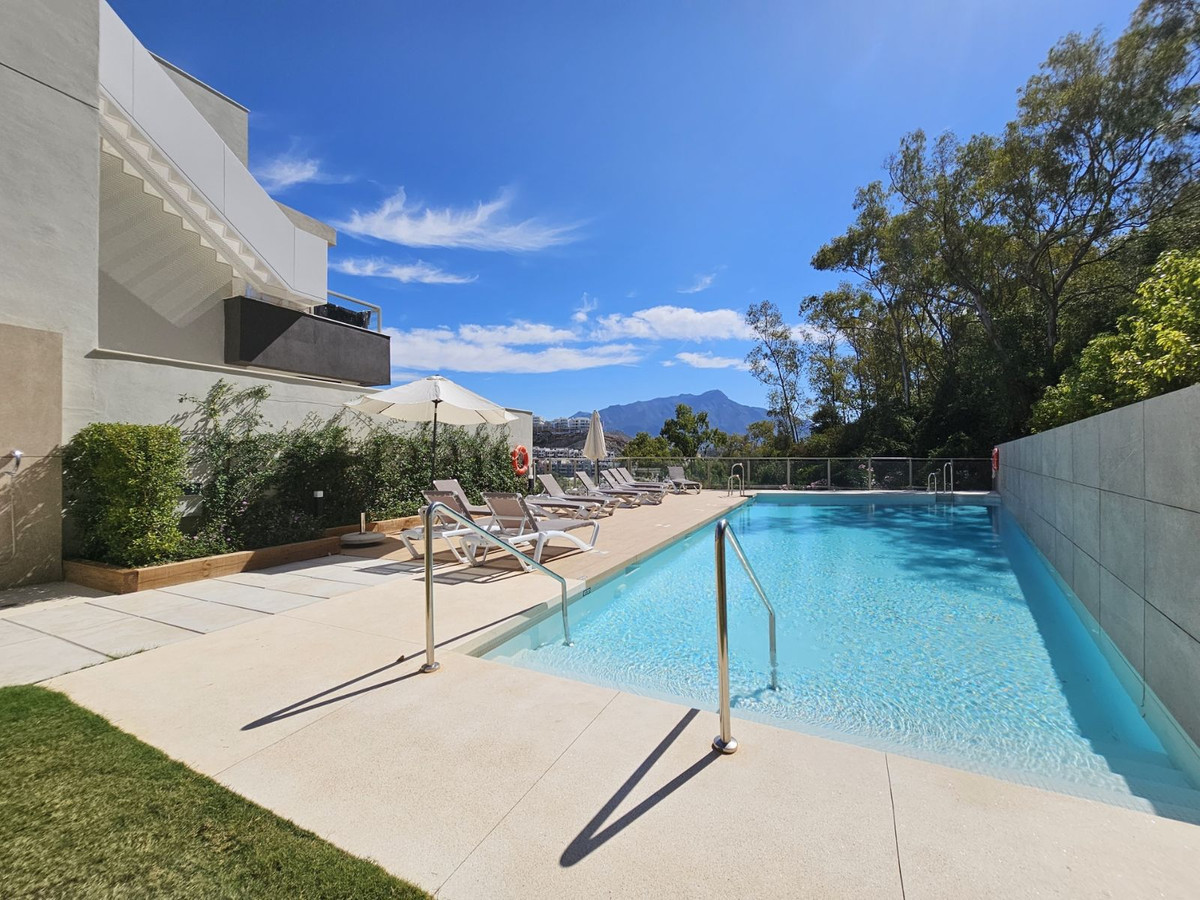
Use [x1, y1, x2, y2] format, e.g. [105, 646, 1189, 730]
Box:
[572, 390, 769, 436]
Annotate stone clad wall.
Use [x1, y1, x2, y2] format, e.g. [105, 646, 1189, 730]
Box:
[998, 383, 1200, 745]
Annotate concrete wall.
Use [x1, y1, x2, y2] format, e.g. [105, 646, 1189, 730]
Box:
[0, 0, 99, 586]
[999, 383, 1200, 747]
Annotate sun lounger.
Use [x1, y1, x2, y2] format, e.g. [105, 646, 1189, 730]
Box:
[667, 465, 702, 493]
[615, 466, 668, 493]
[537, 473, 620, 515]
[602, 469, 664, 503]
[431, 478, 490, 517]
[464, 492, 599, 567]
[399, 490, 492, 563]
[576, 471, 645, 505]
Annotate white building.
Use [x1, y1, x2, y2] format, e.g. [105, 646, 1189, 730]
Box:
[0, 1, 530, 587]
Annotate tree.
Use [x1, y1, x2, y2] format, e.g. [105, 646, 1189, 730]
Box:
[659, 403, 712, 457]
[623, 431, 673, 458]
[745, 301, 806, 444]
[1034, 249, 1200, 428]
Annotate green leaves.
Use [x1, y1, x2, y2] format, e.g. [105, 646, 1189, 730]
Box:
[62, 424, 186, 567]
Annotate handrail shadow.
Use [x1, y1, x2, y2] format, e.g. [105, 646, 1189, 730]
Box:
[241, 659, 421, 730]
[560, 708, 719, 867]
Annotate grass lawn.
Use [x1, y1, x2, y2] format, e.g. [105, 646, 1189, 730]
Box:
[0, 685, 429, 899]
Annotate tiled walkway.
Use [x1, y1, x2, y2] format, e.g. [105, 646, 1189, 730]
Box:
[0, 554, 420, 685]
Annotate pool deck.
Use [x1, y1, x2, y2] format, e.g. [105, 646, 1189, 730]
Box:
[8, 491, 1200, 897]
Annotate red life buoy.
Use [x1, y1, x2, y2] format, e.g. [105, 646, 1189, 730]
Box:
[511, 444, 530, 476]
[992, 446, 1000, 474]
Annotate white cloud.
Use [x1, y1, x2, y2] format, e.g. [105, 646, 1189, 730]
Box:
[678, 271, 717, 294]
[674, 351, 750, 370]
[331, 257, 476, 285]
[253, 152, 347, 193]
[572, 292, 598, 324]
[384, 326, 640, 374]
[458, 322, 577, 345]
[336, 187, 580, 252]
[592, 305, 753, 342]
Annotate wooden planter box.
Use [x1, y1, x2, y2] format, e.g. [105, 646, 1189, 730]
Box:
[63, 515, 421, 595]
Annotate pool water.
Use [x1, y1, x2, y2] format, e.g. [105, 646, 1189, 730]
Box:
[485, 496, 1200, 814]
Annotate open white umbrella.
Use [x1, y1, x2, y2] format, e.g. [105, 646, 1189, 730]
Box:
[345, 375, 517, 484]
[582, 410, 607, 481]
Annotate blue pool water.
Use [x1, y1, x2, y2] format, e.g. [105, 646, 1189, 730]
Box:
[486, 496, 1200, 811]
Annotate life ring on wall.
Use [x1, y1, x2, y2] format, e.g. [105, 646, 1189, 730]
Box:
[991, 446, 1000, 474]
[511, 444, 530, 476]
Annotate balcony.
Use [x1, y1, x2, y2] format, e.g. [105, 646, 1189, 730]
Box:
[224, 295, 390, 386]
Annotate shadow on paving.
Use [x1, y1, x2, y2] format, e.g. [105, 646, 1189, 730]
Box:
[560, 708, 719, 867]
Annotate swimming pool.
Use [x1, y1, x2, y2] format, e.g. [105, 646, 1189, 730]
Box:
[485, 494, 1200, 816]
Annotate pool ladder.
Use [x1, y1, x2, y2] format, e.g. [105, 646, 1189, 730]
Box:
[926, 462, 955, 497]
[415, 501, 572, 675]
[712, 518, 778, 755]
[726, 462, 745, 497]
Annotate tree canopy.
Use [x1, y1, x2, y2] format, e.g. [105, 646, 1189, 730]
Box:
[744, 0, 1200, 456]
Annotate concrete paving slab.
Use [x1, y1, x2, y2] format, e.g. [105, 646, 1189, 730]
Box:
[888, 752, 1200, 899]
[91, 590, 266, 633]
[0, 580, 109, 615]
[158, 579, 326, 612]
[9, 602, 194, 656]
[261, 565, 404, 587]
[440, 691, 902, 899]
[0, 621, 108, 685]
[217, 572, 361, 597]
[216, 653, 618, 892]
[49, 614, 422, 775]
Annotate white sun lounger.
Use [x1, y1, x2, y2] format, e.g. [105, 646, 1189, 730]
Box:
[399, 490, 493, 564]
[463, 493, 599, 568]
[537, 473, 619, 516]
[667, 465, 702, 493]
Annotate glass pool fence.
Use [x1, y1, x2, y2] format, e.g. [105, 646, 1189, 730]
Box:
[532, 456, 993, 493]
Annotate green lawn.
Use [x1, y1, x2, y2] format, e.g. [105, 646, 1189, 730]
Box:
[0, 685, 428, 899]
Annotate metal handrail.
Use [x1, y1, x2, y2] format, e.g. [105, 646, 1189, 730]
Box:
[942, 460, 954, 494]
[712, 518, 778, 755]
[927, 471, 939, 494]
[727, 462, 745, 497]
[418, 501, 572, 674]
[328, 289, 383, 332]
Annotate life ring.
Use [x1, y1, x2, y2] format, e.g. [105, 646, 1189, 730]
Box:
[510, 444, 530, 476]
[991, 446, 1000, 474]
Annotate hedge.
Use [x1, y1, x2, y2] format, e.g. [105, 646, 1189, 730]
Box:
[62, 423, 186, 567]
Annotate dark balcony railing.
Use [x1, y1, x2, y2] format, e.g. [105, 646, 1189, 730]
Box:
[224, 295, 390, 386]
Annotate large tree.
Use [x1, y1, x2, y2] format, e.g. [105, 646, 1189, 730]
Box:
[744, 301, 806, 445]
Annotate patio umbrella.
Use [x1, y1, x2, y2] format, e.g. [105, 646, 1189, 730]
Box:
[345, 375, 517, 484]
[582, 409, 606, 481]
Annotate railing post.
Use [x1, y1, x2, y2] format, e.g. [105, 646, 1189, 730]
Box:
[868, 457, 874, 491]
[712, 520, 737, 754]
[908, 458, 914, 490]
[786, 458, 792, 490]
[420, 506, 440, 673]
[826, 458, 832, 490]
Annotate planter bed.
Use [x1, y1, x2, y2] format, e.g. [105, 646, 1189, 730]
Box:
[63, 516, 421, 594]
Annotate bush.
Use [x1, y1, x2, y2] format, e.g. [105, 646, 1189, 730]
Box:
[62, 423, 186, 567]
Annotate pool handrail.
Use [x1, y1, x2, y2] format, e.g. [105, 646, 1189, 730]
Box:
[727, 462, 745, 497]
[712, 518, 778, 755]
[418, 501, 572, 674]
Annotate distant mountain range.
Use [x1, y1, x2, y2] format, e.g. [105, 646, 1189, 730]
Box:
[571, 390, 770, 436]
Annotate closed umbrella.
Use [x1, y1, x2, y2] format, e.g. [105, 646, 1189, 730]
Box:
[345, 375, 517, 484]
[582, 410, 607, 481]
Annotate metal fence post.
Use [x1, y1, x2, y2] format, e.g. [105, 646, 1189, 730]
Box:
[826, 458, 832, 490]
[786, 458, 792, 490]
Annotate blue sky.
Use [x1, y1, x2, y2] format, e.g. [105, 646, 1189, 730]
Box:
[114, 0, 1139, 417]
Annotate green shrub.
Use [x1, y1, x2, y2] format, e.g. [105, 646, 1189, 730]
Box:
[62, 423, 186, 567]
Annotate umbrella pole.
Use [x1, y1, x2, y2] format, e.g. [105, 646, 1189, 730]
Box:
[429, 400, 440, 486]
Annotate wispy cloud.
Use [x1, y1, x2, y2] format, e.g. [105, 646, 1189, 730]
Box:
[677, 271, 718, 294]
[336, 187, 581, 252]
[592, 305, 753, 342]
[458, 322, 577, 345]
[674, 351, 750, 370]
[572, 293, 598, 324]
[331, 257, 476, 285]
[384, 325, 639, 374]
[253, 151, 348, 193]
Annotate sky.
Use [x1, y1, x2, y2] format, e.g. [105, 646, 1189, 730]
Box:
[113, 0, 1140, 418]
